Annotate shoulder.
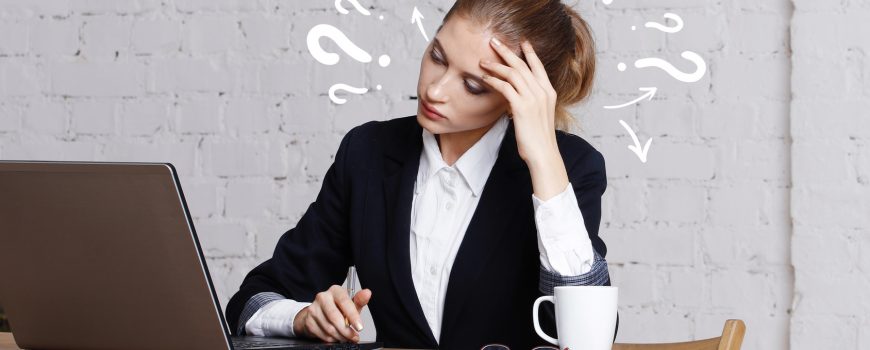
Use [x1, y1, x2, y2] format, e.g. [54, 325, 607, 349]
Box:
[343, 115, 418, 145]
[336, 115, 418, 165]
[554, 129, 605, 174]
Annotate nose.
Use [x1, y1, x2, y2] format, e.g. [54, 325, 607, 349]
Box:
[426, 71, 452, 103]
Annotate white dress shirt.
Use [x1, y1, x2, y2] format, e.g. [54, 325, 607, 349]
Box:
[244, 115, 596, 340]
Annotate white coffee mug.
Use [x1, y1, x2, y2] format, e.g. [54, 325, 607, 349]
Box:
[532, 285, 618, 350]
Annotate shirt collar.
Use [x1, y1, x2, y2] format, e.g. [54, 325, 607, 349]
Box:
[418, 114, 510, 197]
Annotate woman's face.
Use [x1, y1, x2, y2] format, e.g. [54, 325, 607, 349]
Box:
[416, 15, 516, 135]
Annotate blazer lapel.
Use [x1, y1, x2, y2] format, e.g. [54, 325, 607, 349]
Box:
[382, 117, 529, 346]
[439, 120, 530, 342]
[382, 118, 438, 346]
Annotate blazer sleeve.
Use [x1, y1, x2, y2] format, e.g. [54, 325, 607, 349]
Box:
[224, 126, 358, 335]
[536, 145, 618, 341]
[538, 146, 610, 294]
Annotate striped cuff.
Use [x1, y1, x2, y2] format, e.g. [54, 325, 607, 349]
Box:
[539, 251, 610, 295]
[236, 292, 287, 336]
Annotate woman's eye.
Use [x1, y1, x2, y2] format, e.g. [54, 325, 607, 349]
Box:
[430, 51, 443, 64]
[430, 49, 486, 95]
[465, 82, 484, 95]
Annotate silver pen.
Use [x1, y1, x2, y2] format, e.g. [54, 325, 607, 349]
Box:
[345, 266, 360, 333]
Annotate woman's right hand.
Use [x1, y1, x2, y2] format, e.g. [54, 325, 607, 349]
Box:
[292, 285, 372, 343]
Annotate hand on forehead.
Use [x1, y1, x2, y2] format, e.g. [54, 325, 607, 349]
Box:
[438, 17, 525, 69]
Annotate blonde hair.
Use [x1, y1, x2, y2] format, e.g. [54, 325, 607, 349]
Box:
[440, 0, 596, 132]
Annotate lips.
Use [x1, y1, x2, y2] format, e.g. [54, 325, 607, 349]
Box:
[422, 100, 446, 119]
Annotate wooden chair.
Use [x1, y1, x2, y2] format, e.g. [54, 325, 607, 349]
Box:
[612, 319, 745, 350]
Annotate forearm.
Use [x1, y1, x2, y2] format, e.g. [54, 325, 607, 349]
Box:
[534, 181, 596, 275]
[236, 292, 287, 336]
[526, 146, 570, 202]
[239, 292, 312, 337]
[531, 146, 611, 292]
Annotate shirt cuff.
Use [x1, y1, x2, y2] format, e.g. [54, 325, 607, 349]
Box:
[532, 181, 595, 276]
[244, 299, 312, 337]
[539, 250, 610, 295]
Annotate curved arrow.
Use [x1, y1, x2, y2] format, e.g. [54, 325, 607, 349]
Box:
[411, 7, 429, 42]
[619, 119, 652, 163]
[604, 87, 657, 109]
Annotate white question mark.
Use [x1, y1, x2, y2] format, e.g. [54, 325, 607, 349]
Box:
[646, 13, 683, 33]
[617, 51, 706, 83]
[307, 24, 390, 105]
[329, 83, 384, 105]
[631, 13, 683, 32]
[306, 23, 390, 67]
[334, 0, 370, 16]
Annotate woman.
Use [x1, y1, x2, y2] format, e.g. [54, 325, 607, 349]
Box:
[226, 0, 613, 348]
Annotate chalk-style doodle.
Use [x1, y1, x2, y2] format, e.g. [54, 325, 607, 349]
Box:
[329, 83, 368, 105]
[334, 0, 371, 16]
[606, 9, 708, 163]
[619, 119, 652, 163]
[411, 7, 430, 42]
[307, 23, 390, 67]
[643, 13, 683, 33]
[306, 19, 392, 104]
[632, 51, 706, 83]
[604, 87, 657, 110]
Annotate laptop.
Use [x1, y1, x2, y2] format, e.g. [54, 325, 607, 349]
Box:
[0, 161, 383, 350]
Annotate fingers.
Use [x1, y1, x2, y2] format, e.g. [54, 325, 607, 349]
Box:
[489, 37, 529, 77]
[480, 68, 520, 104]
[308, 288, 357, 343]
[485, 38, 555, 107]
[352, 288, 372, 311]
[520, 41, 550, 88]
[339, 289, 371, 333]
[511, 40, 549, 102]
[327, 286, 362, 341]
[299, 286, 373, 344]
[315, 303, 356, 343]
[521, 41, 557, 102]
[485, 38, 533, 97]
[480, 59, 525, 96]
[334, 287, 365, 333]
[302, 308, 339, 343]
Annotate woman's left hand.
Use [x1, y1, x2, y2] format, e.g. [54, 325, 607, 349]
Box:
[480, 37, 558, 165]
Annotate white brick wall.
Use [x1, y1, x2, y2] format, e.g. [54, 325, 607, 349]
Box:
[0, 0, 865, 348]
[790, 1, 870, 349]
[576, 0, 794, 347]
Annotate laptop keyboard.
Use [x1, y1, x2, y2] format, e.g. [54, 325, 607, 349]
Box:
[233, 339, 292, 349]
[232, 338, 366, 349]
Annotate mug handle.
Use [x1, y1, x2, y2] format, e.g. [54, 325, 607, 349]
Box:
[532, 296, 558, 345]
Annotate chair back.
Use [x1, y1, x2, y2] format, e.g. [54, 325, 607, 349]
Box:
[612, 319, 746, 350]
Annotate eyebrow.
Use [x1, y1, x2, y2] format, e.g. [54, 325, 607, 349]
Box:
[432, 38, 487, 87]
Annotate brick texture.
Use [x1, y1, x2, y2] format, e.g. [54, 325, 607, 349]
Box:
[790, 1, 870, 349]
[0, 0, 865, 348]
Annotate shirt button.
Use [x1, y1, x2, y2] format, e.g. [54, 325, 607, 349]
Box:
[445, 202, 453, 210]
[429, 265, 437, 275]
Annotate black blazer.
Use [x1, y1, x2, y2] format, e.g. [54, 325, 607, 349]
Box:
[225, 115, 613, 349]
